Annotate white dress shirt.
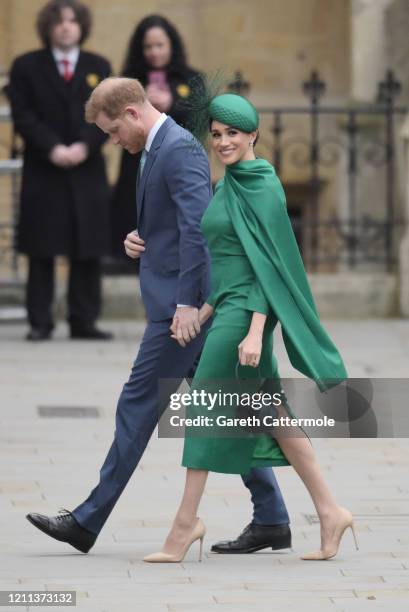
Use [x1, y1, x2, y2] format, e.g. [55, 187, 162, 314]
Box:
[52, 46, 80, 77]
[145, 112, 168, 152]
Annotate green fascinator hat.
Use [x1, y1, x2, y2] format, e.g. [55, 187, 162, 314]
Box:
[208, 93, 259, 133]
[178, 74, 259, 147]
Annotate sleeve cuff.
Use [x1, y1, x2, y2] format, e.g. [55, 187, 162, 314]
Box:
[246, 283, 270, 315]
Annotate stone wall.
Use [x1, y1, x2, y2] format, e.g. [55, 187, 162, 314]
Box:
[385, 0, 409, 315]
[351, 0, 394, 102]
[0, 0, 351, 101]
[0, 0, 352, 265]
[4, 1, 402, 317]
[0, 0, 352, 209]
[385, 0, 409, 103]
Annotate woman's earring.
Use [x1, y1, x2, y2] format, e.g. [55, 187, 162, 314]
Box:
[249, 141, 253, 147]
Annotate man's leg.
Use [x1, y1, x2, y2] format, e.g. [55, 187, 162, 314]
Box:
[241, 467, 289, 525]
[211, 467, 291, 553]
[67, 258, 101, 329]
[26, 256, 55, 334]
[71, 319, 207, 535]
[67, 258, 113, 339]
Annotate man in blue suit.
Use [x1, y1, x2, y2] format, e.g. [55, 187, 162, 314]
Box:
[26, 77, 291, 554]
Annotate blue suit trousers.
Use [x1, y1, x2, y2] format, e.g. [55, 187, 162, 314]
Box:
[72, 320, 289, 534]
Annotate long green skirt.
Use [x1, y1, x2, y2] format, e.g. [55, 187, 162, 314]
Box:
[182, 306, 290, 474]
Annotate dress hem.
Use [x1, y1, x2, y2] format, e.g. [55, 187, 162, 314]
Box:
[181, 458, 290, 475]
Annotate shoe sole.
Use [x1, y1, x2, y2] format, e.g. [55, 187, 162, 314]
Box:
[70, 337, 112, 341]
[25, 515, 92, 553]
[211, 540, 292, 554]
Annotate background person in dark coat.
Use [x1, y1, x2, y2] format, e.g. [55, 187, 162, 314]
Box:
[110, 14, 202, 264]
[9, 0, 112, 340]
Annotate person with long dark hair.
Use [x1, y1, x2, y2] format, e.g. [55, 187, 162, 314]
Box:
[8, 0, 112, 340]
[111, 15, 202, 262]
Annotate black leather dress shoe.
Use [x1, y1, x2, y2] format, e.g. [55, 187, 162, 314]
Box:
[211, 522, 292, 554]
[26, 509, 97, 553]
[26, 328, 52, 341]
[70, 326, 113, 340]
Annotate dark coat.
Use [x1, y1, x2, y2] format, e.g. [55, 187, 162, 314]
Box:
[9, 48, 111, 258]
[110, 65, 202, 257]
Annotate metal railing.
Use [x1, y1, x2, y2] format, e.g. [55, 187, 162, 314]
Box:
[230, 70, 407, 271]
[0, 70, 407, 280]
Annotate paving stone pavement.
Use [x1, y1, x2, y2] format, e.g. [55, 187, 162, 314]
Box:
[0, 319, 409, 612]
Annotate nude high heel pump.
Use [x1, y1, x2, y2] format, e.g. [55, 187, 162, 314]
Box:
[143, 518, 206, 563]
[301, 507, 359, 561]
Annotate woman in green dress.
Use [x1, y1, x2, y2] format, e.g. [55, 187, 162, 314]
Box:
[144, 94, 358, 563]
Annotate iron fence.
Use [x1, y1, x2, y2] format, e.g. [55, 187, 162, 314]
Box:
[230, 70, 407, 271]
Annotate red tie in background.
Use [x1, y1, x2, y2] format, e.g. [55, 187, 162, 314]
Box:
[60, 58, 73, 82]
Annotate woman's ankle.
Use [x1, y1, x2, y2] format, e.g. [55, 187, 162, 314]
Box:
[172, 515, 197, 531]
[317, 504, 341, 522]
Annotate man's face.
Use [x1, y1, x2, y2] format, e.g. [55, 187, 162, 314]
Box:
[49, 7, 81, 51]
[96, 108, 146, 154]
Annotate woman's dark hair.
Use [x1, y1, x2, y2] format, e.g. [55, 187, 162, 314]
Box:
[36, 0, 92, 47]
[122, 14, 187, 78]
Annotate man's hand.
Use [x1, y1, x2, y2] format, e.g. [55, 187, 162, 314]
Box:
[66, 142, 88, 165]
[49, 144, 71, 167]
[49, 142, 88, 167]
[170, 307, 200, 347]
[124, 230, 145, 259]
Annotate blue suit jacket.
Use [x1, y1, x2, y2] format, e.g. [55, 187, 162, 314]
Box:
[136, 117, 212, 321]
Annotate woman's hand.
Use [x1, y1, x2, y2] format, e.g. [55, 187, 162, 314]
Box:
[239, 312, 266, 367]
[146, 84, 173, 112]
[198, 303, 214, 325]
[238, 331, 262, 367]
[170, 307, 200, 348]
[170, 303, 214, 346]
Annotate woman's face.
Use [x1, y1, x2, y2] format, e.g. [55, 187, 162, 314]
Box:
[210, 120, 257, 166]
[143, 27, 172, 68]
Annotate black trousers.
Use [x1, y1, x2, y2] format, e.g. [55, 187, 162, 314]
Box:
[26, 257, 101, 331]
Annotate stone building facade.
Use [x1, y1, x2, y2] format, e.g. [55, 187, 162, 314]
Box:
[1, 0, 408, 316]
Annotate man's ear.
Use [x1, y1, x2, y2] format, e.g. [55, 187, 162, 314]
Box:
[124, 106, 139, 121]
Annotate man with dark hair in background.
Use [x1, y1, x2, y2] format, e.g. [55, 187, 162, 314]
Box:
[9, 0, 113, 340]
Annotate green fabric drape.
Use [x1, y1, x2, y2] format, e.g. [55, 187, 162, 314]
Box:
[222, 158, 347, 391]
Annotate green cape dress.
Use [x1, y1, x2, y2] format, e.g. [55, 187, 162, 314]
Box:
[182, 158, 347, 475]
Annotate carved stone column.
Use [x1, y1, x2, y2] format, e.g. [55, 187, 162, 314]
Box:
[351, 0, 394, 102]
[399, 115, 409, 316]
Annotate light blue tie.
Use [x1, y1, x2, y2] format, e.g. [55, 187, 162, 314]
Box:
[136, 150, 148, 198]
[139, 149, 147, 177]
